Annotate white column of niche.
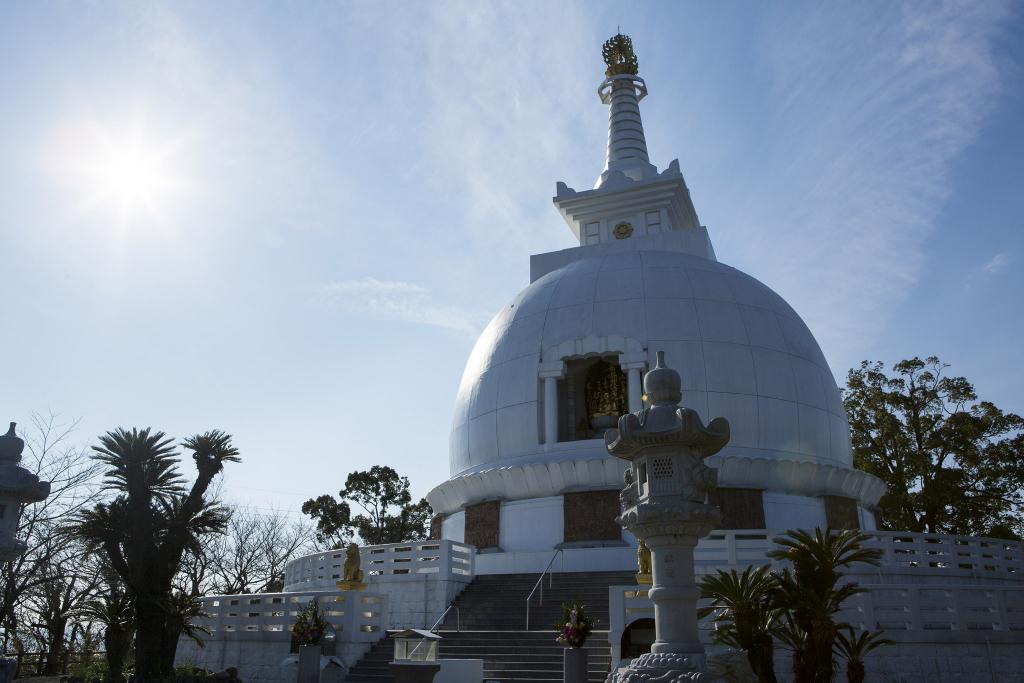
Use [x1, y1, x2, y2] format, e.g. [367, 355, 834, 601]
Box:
[539, 364, 565, 448]
[623, 363, 645, 413]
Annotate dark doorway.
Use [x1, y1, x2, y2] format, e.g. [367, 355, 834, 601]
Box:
[620, 618, 655, 660]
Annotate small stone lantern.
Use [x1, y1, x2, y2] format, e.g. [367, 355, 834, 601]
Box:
[389, 629, 441, 683]
[0, 422, 51, 563]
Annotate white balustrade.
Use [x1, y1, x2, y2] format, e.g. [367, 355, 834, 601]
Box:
[867, 531, 1022, 575]
[192, 589, 387, 643]
[691, 529, 1022, 578]
[610, 582, 1024, 665]
[609, 529, 1024, 664]
[283, 539, 475, 592]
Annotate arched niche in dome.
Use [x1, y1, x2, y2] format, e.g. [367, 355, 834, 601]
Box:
[558, 355, 628, 442]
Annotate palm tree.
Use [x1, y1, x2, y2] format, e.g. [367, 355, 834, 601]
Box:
[834, 626, 892, 683]
[767, 528, 883, 683]
[699, 565, 780, 682]
[79, 593, 134, 682]
[70, 428, 238, 678]
[165, 591, 211, 650]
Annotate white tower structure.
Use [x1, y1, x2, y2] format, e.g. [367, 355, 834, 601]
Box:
[427, 34, 884, 575]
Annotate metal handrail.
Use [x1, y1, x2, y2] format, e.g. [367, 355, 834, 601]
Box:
[525, 548, 562, 631]
[430, 601, 460, 632]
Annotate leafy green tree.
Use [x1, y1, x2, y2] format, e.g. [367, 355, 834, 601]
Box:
[845, 356, 1024, 538]
[699, 565, 780, 682]
[302, 465, 430, 546]
[767, 528, 882, 683]
[834, 626, 892, 683]
[71, 428, 239, 678]
[300, 495, 353, 549]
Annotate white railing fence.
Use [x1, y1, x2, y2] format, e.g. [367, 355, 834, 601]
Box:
[610, 529, 1024, 664]
[283, 539, 475, 591]
[869, 531, 1021, 575]
[365, 540, 475, 581]
[610, 583, 1024, 649]
[191, 589, 387, 643]
[693, 529, 1022, 578]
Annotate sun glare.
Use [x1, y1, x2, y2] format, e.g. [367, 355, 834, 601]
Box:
[46, 119, 188, 227]
[96, 140, 164, 208]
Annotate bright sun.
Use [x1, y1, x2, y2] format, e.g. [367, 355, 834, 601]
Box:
[95, 139, 166, 209]
[46, 119, 187, 226]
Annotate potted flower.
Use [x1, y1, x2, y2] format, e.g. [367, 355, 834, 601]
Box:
[292, 597, 328, 682]
[555, 602, 594, 683]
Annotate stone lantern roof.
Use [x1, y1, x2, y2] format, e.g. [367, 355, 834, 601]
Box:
[604, 352, 730, 461]
[0, 422, 52, 561]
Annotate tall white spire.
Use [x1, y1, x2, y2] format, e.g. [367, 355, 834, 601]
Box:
[595, 34, 657, 189]
[550, 34, 710, 260]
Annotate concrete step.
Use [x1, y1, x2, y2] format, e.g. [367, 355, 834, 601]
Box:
[344, 572, 629, 683]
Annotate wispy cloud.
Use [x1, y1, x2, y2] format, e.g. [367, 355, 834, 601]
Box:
[710, 1, 1014, 371]
[349, 4, 600, 261]
[983, 251, 1010, 274]
[318, 278, 481, 337]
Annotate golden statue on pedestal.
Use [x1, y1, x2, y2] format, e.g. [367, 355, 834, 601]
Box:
[636, 538, 652, 585]
[335, 542, 367, 592]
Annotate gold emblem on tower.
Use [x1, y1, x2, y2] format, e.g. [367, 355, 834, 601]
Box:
[613, 222, 634, 239]
[602, 33, 639, 77]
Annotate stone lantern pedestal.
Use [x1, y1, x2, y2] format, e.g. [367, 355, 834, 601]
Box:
[604, 353, 754, 683]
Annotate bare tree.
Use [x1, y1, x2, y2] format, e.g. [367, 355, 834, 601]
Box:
[19, 537, 103, 674]
[195, 506, 315, 595]
[1, 413, 100, 655]
[258, 509, 314, 593]
[207, 509, 264, 594]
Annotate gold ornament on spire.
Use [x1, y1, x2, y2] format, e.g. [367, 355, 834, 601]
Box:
[602, 33, 639, 77]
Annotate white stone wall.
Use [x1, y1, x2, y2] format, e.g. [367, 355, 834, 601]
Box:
[498, 497, 563, 552]
[442, 511, 465, 543]
[175, 637, 370, 683]
[762, 492, 826, 530]
[175, 590, 386, 682]
[475, 545, 637, 575]
[768, 640, 1024, 683]
[374, 577, 468, 629]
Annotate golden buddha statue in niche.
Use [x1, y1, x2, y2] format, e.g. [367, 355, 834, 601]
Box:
[585, 360, 628, 430]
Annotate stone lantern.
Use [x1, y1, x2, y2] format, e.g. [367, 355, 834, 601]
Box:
[0, 422, 51, 563]
[605, 353, 752, 682]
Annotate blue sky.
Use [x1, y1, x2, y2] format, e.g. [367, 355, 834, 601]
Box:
[2, 1, 1021, 518]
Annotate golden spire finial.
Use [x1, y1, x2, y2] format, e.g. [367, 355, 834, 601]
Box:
[602, 33, 639, 78]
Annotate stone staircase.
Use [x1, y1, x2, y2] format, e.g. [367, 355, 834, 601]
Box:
[345, 571, 636, 683]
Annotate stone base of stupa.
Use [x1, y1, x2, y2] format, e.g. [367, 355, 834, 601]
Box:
[605, 650, 756, 683]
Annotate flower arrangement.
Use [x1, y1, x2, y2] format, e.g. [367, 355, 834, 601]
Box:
[292, 597, 328, 647]
[555, 602, 594, 648]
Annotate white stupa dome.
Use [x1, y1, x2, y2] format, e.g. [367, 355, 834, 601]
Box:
[450, 249, 850, 478]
